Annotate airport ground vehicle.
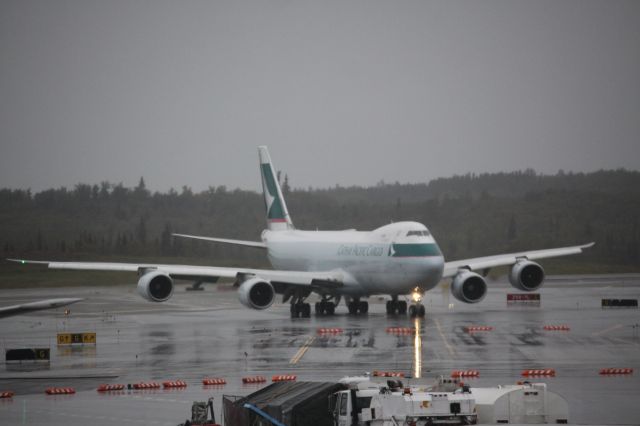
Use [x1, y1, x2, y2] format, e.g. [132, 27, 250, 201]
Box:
[223, 376, 569, 425]
[223, 378, 476, 426]
[330, 379, 476, 426]
[177, 398, 220, 426]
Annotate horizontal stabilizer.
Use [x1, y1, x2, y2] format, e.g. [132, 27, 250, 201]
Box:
[172, 233, 267, 249]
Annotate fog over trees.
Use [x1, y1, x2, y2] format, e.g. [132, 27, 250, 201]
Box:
[1, 169, 639, 272]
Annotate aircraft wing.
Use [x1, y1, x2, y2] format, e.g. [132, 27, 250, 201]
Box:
[172, 233, 267, 249]
[442, 242, 595, 278]
[7, 259, 342, 290]
[0, 298, 83, 318]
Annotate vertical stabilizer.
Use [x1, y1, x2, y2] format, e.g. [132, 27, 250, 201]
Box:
[258, 146, 294, 231]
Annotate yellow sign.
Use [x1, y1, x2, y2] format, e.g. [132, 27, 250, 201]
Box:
[35, 348, 49, 360]
[82, 333, 96, 344]
[57, 333, 72, 345]
[57, 332, 96, 345]
[421, 401, 430, 408]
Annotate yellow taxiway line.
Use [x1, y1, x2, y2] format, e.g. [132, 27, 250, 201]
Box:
[591, 324, 623, 337]
[435, 318, 457, 357]
[289, 336, 316, 364]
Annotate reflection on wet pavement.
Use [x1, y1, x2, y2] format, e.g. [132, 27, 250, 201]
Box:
[0, 276, 639, 425]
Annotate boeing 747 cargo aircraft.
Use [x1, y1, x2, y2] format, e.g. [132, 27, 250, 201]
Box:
[11, 147, 593, 318]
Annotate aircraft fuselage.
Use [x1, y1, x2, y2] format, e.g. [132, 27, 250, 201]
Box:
[263, 221, 445, 297]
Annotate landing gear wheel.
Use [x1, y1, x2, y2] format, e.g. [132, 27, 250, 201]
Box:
[315, 300, 336, 316]
[326, 303, 335, 315]
[408, 305, 417, 317]
[347, 301, 368, 315]
[418, 304, 426, 317]
[386, 300, 405, 315]
[291, 302, 311, 318]
[409, 303, 426, 317]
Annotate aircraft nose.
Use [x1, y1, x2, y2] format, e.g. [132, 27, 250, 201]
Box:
[424, 255, 445, 282]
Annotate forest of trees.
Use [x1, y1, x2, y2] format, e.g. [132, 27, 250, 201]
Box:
[1, 169, 639, 273]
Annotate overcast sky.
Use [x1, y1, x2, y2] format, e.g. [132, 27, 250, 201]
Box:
[1, 0, 639, 193]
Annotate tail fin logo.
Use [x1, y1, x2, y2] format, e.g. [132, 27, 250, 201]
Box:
[258, 146, 293, 230]
[261, 163, 287, 223]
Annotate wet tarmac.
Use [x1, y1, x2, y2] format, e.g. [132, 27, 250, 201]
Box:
[0, 274, 639, 425]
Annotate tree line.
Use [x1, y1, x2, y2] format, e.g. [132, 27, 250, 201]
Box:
[1, 170, 639, 271]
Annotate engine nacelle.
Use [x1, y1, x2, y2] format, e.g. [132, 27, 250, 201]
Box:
[137, 270, 174, 302]
[509, 260, 545, 292]
[451, 270, 487, 304]
[238, 277, 275, 310]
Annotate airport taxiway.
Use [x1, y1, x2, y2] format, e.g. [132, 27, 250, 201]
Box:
[0, 275, 639, 425]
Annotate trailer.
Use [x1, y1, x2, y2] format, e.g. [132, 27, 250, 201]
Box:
[223, 381, 345, 426]
[471, 382, 569, 424]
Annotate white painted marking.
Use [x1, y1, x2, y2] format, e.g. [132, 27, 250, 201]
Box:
[435, 318, 456, 357]
[592, 324, 623, 337]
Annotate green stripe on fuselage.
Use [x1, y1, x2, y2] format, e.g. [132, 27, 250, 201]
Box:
[392, 243, 442, 257]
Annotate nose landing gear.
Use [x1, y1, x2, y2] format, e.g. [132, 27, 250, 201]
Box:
[408, 303, 426, 317]
[408, 288, 426, 317]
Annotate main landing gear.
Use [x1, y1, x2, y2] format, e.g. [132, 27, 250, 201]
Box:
[347, 299, 368, 315]
[288, 290, 312, 318]
[386, 297, 407, 315]
[315, 299, 336, 316]
[290, 301, 311, 318]
[291, 294, 340, 318]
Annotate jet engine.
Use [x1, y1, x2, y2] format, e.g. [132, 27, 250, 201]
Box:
[137, 270, 174, 302]
[509, 260, 545, 291]
[238, 278, 275, 310]
[451, 270, 487, 304]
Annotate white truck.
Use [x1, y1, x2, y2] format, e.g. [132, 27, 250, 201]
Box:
[330, 378, 477, 426]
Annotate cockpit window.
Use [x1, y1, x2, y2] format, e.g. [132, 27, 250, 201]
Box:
[407, 230, 430, 237]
